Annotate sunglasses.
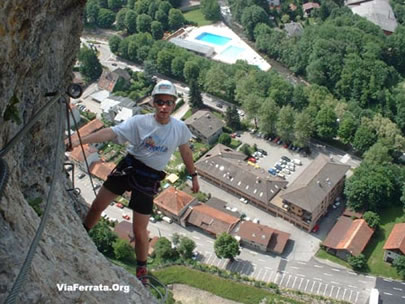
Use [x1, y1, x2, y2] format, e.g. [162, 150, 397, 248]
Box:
[154, 99, 175, 106]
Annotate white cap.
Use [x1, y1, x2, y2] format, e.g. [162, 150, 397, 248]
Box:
[151, 80, 178, 98]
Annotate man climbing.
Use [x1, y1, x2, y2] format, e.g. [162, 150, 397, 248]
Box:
[69, 80, 199, 284]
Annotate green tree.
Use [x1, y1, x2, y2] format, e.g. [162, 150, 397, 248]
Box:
[153, 237, 177, 262]
[109, 35, 122, 54]
[136, 13, 152, 33]
[352, 123, 376, 155]
[294, 110, 314, 148]
[97, 8, 116, 28]
[168, 8, 185, 30]
[171, 56, 186, 79]
[78, 46, 102, 81]
[393, 255, 405, 279]
[201, 0, 221, 21]
[151, 21, 164, 40]
[155, 9, 169, 30]
[85, 0, 100, 24]
[363, 142, 393, 165]
[157, 49, 175, 75]
[108, 0, 122, 11]
[112, 239, 134, 261]
[243, 93, 263, 129]
[348, 254, 366, 271]
[97, 0, 108, 8]
[115, 8, 129, 30]
[214, 232, 240, 262]
[218, 133, 232, 146]
[315, 104, 338, 140]
[241, 5, 268, 40]
[188, 80, 204, 110]
[362, 211, 380, 229]
[337, 113, 358, 145]
[225, 106, 241, 130]
[89, 219, 117, 256]
[125, 9, 137, 34]
[344, 163, 395, 211]
[276, 105, 295, 143]
[204, 65, 228, 97]
[183, 60, 201, 84]
[177, 237, 196, 259]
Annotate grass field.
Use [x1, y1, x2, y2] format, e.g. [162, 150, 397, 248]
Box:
[316, 248, 351, 269]
[363, 206, 404, 279]
[153, 265, 303, 304]
[184, 8, 214, 26]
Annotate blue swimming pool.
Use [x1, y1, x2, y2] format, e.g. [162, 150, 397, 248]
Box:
[220, 46, 245, 59]
[195, 32, 231, 46]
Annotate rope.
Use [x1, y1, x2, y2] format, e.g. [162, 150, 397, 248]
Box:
[0, 158, 9, 202]
[66, 105, 98, 197]
[5, 97, 65, 304]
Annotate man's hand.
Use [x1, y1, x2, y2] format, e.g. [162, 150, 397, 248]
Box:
[191, 176, 199, 193]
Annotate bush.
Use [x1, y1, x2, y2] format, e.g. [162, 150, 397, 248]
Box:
[363, 211, 380, 229]
[348, 254, 366, 271]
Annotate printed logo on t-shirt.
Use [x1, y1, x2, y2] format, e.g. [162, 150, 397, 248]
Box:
[142, 136, 168, 153]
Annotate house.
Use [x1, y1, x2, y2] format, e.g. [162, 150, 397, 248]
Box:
[322, 217, 374, 260]
[278, 154, 350, 231]
[346, 0, 398, 34]
[91, 90, 111, 103]
[113, 221, 158, 255]
[284, 22, 304, 37]
[383, 223, 405, 263]
[98, 68, 131, 92]
[69, 144, 99, 169]
[205, 197, 241, 218]
[303, 2, 320, 16]
[343, 208, 363, 219]
[153, 186, 198, 224]
[185, 110, 224, 144]
[89, 161, 117, 181]
[232, 220, 290, 255]
[66, 119, 104, 147]
[195, 144, 288, 219]
[182, 203, 240, 237]
[100, 95, 141, 124]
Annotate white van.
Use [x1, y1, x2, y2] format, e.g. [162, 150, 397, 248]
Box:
[277, 173, 285, 179]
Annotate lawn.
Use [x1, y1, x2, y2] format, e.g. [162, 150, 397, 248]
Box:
[153, 265, 303, 304]
[316, 248, 350, 269]
[363, 205, 404, 279]
[184, 8, 214, 26]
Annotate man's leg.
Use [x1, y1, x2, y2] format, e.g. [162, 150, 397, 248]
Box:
[132, 211, 150, 263]
[84, 186, 118, 230]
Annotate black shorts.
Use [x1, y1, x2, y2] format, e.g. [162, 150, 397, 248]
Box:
[103, 154, 165, 215]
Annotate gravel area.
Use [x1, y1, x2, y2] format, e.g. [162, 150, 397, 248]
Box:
[170, 284, 242, 304]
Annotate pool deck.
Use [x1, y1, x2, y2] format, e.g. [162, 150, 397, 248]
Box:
[182, 22, 271, 71]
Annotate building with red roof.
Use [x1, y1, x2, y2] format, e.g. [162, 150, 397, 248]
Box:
[383, 223, 405, 263]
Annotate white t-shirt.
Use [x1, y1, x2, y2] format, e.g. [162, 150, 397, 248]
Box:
[111, 114, 192, 171]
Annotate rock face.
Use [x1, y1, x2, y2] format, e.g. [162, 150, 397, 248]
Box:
[0, 1, 155, 303]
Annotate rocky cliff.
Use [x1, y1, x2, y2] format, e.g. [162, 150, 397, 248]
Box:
[0, 1, 154, 303]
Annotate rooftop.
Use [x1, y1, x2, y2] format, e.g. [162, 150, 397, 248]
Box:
[154, 186, 195, 216]
[383, 223, 405, 254]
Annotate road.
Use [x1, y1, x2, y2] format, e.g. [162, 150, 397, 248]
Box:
[376, 277, 405, 304]
[74, 35, 398, 304]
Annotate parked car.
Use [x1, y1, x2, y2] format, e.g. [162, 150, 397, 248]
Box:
[293, 159, 302, 165]
[240, 197, 248, 204]
[252, 218, 260, 224]
[277, 139, 283, 145]
[281, 156, 291, 162]
[115, 203, 124, 209]
[216, 103, 223, 108]
[273, 136, 280, 143]
[277, 173, 285, 179]
[78, 173, 86, 179]
[122, 214, 130, 220]
[257, 149, 267, 156]
[248, 157, 256, 163]
[281, 168, 291, 175]
[312, 224, 320, 233]
[283, 143, 289, 149]
[162, 216, 173, 224]
[231, 133, 237, 138]
[94, 183, 101, 190]
[275, 164, 282, 171]
[268, 168, 277, 176]
[149, 217, 156, 223]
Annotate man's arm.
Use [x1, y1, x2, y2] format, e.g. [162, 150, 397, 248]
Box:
[70, 128, 117, 149]
[179, 143, 199, 193]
